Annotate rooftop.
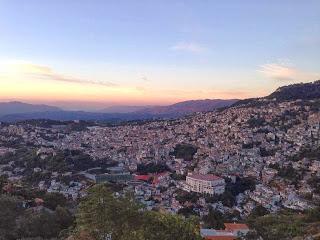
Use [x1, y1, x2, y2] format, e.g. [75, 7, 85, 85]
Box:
[224, 223, 249, 231]
[187, 173, 223, 181]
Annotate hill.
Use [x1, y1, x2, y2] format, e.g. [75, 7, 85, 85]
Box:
[99, 105, 152, 113]
[136, 99, 238, 116]
[266, 80, 320, 101]
[232, 80, 320, 108]
[0, 99, 237, 122]
[0, 101, 61, 117]
[0, 111, 156, 123]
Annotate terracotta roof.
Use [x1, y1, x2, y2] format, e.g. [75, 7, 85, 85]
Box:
[187, 174, 222, 181]
[224, 223, 249, 231]
[134, 175, 151, 181]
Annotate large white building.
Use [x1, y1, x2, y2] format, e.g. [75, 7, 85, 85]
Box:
[184, 173, 225, 195]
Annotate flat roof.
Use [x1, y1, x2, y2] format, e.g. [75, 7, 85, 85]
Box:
[187, 174, 223, 181]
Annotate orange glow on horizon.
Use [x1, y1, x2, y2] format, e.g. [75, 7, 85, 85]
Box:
[0, 60, 267, 108]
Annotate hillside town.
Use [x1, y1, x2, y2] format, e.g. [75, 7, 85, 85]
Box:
[0, 96, 320, 239]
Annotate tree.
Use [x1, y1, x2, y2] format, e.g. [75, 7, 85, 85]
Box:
[248, 205, 269, 220]
[0, 175, 8, 195]
[171, 144, 197, 161]
[55, 206, 74, 229]
[137, 163, 170, 174]
[140, 212, 202, 240]
[305, 207, 320, 222]
[74, 184, 202, 240]
[0, 195, 22, 240]
[76, 184, 142, 240]
[202, 207, 224, 229]
[43, 192, 67, 210]
[16, 210, 61, 239]
[248, 211, 305, 240]
[219, 191, 235, 207]
[178, 207, 198, 218]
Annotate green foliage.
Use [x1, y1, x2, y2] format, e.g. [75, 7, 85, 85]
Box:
[0, 175, 8, 195]
[248, 205, 269, 219]
[277, 164, 302, 182]
[288, 146, 320, 162]
[76, 184, 143, 240]
[0, 195, 23, 240]
[16, 206, 73, 239]
[17, 209, 61, 239]
[231, 177, 256, 194]
[43, 192, 67, 210]
[299, 99, 320, 112]
[0, 195, 73, 240]
[171, 144, 197, 161]
[175, 190, 199, 204]
[266, 80, 320, 101]
[177, 206, 198, 217]
[202, 208, 225, 229]
[139, 211, 201, 240]
[205, 190, 236, 207]
[170, 173, 186, 181]
[259, 147, 276, 157]
[304, 207, 320, 223]
[248, 211, 307, 240]
[307, 176, 320, 194]
[219, 191, 236, 207]
[247, 117, 266, 128]
[137, 162, 170, 174]
[75, 184, 202, 240]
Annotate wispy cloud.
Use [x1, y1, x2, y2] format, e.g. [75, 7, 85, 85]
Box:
[258, 63, 319, 82]
[170, 42, 207, 54]
[3, 61, 116, 87]
[140, 75, 150, 82]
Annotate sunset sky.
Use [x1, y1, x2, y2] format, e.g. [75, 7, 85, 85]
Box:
[0, 0, 319, 110]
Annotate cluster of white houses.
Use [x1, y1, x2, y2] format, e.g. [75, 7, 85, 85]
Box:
[183, 173, 226, 195]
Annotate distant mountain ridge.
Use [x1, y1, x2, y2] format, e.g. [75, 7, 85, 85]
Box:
[99, 105, 154, 113]
[0, 99, 237, 122]
[136, 99, 239, 116]
[2, 81, 320, 122]
[0, 101, 61, 117]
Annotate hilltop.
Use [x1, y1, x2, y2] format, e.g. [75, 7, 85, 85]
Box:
[267, 80, 320, 101]
[233, 80, 320, 108]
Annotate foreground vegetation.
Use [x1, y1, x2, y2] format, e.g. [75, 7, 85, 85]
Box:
[247, 208, 320, 240]
[1, 182, 320, 239]
[70, 184, 202, 240]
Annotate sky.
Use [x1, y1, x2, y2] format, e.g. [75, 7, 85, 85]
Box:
[0, 0, 319, 110]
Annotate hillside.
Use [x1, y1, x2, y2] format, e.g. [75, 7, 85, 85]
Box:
[232, 80, 320, 108]
[266, 80, 320, 101]
[136, 99, 238, 116]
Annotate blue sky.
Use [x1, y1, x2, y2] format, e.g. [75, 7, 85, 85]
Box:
[0, 0, 319, 109]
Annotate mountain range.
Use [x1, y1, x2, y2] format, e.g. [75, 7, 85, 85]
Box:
[2, 80, 319, 123]
[0, 99, 238, 122]
[0, 101, 61, 117]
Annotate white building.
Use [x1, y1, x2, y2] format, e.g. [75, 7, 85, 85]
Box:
[184, 173, 225, 195]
